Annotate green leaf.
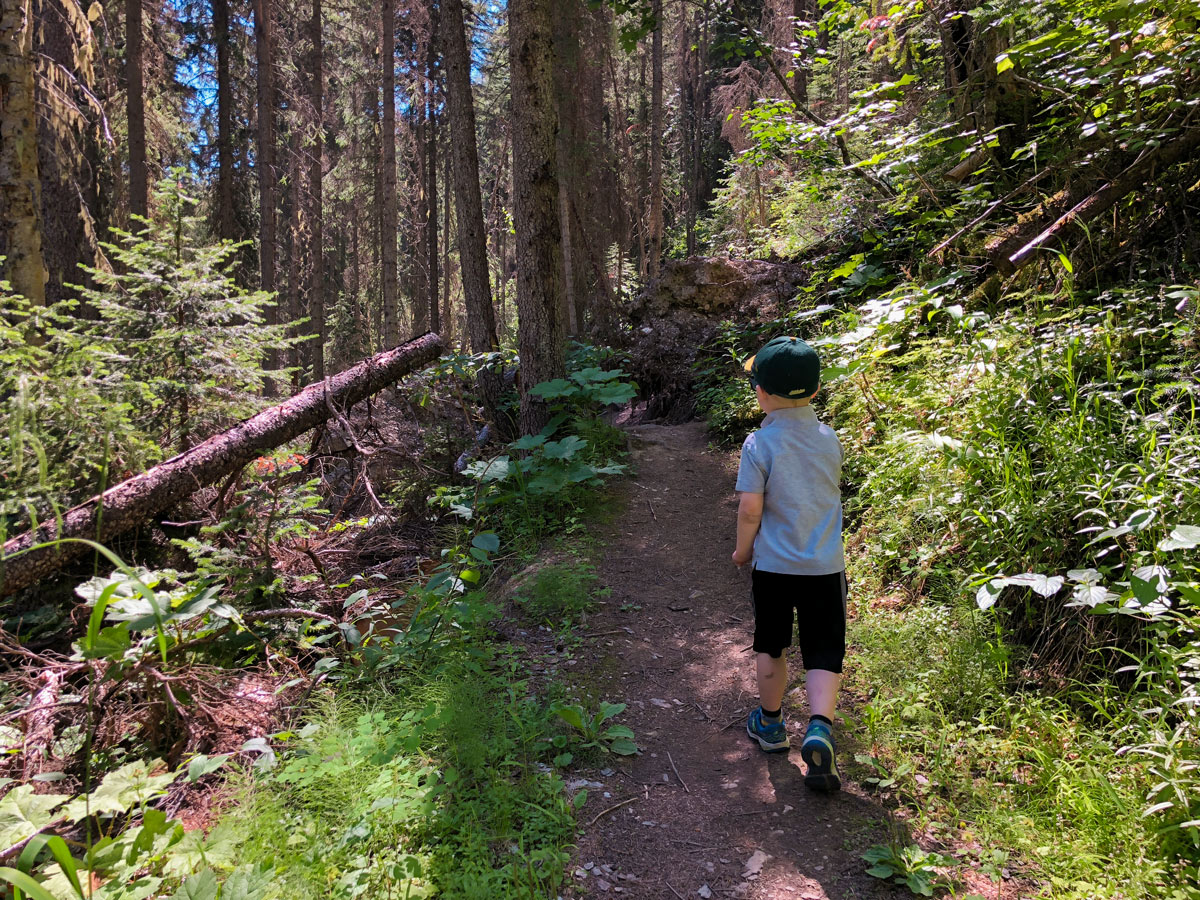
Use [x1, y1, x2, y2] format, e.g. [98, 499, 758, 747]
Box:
[1005, 573, 1065, 598]
[459, 569, 481, 584]
[82, 623, 131, 660]
[172, 869, 219, 900]
[529, 379, 578, 399]
[220, 863, 275, 900]
[861, 845, 897, 865]
[591, 382, 638, 405]
[607, 738, 639, 756]
[0, 786, 68, 848]
[187, 754, 231, 783]
[471, 532, 500, 554]
[572, 790, 588, 811]
[64, 759, 174, 820]
[552, 752, 574, 767]
[1159, 524, 1200, 551]
[1130, 574, 1166, 608]
[866, 864, 898, 879]
[830, 253, 866, 279]
[552, 704, 585, 731]
[464, 456, 511, 482]
[995, 53, 1013, 73]
[542, 436, 588, 460]
[527, 469, 570, 495]
[597, 701, 626, 722]
[906, 871, 936, 896]
[1055, 252, 1073, 274]
[341, 589, 368, 610]
[16, 835, 82, 898]
[509, 434, 546, 451]
[0, 868, 61, 900]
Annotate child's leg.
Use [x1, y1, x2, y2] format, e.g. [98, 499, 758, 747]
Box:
[755, 652, 787, 713]
[805, 668, 840, 721]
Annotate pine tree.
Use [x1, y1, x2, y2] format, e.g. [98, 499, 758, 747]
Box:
[509, 0, 565, 435]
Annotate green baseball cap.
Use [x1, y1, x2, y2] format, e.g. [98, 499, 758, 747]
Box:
[744, 336, 821, 399]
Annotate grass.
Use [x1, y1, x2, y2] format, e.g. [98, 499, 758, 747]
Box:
[219, 644, 576, 899]
[844, 601, 1178, 899]
[510, 560, 604, 625]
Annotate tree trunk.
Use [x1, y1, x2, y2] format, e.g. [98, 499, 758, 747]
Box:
[380, 0, 400, 347]
[214, 0, 235, 240]
[648, 0, 664, 278]
[509, 0, 566, 435]
[412, 75, 429, 334]
[425, 29, 440, 336]
[0, 334, 445, 598]
[559, 176, 577, 335]
[254, 0, 278, 389]
[126, 0, 147, 224]
[443, 0, 499, 358]
[0, 0, 46, 304]
[287, 131, 304, 387]
[308, 0, 325, 380]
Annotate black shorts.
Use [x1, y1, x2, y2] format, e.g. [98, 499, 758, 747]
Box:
[751, 568, 847, 672]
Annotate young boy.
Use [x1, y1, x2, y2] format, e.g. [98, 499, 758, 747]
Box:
[732, 335, 846, 793]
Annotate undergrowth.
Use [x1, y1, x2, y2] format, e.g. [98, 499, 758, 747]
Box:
[225, 643, 577, 899]
[698, 242, 1200, 897]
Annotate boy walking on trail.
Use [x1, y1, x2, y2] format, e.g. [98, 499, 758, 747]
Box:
[732, 336, 846, 793]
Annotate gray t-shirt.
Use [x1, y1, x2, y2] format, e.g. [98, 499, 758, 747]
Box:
[735, 405, 844, 576]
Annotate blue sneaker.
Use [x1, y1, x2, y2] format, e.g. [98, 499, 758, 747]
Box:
[800, 718, 840, 792]
[746, 707, 790, 753]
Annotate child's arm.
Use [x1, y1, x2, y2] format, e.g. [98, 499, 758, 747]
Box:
[732, 491, 764, 566]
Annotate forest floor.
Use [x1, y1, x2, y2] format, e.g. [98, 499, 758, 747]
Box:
[556, 421, 901, 900]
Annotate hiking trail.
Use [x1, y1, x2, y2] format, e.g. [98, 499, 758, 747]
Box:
[561, 421, 896, 900]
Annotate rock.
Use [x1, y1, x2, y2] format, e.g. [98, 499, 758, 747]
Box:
[574, 869, 588, 879]
[595, 878, 612, 892]
[743, 850, 770, 877]
[567, 779, 604, 792]
[697, 885, 713, 899]
[650, 698, 673, 708]
[631, 257, 807, 321]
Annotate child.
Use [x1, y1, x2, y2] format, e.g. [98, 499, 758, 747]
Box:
[732, 336, 846, 793]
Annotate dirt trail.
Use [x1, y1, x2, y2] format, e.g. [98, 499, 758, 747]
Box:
[564, 421, 893, 900]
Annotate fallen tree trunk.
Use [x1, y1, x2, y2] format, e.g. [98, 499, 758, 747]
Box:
[0, 333, 444, 597]
[992, 125, 1200, 276]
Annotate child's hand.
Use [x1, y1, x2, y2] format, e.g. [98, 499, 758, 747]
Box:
[732, 548, 752, 567]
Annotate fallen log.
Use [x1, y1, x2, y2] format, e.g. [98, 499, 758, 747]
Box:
[993, 125, 1200, 276]
[0, 333, 444, 597]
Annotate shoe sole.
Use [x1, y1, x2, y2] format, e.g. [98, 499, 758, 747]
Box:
[746, 723, 790, 753]
[800, 741, 841, 792]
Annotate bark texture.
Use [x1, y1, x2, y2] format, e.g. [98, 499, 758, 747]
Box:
[126, 0, 147, 222]
[254, 0, 278, 382]
[648, 0, 664, 279]
[425, 23, 440, 336]
[0, 0, 47, 303]
[509, 0, 566, 435]
[214, 0, 235, 240]
[308, 0, 325, 380]
[0, 333, 445, 598]
[380, 0, 400, 347]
